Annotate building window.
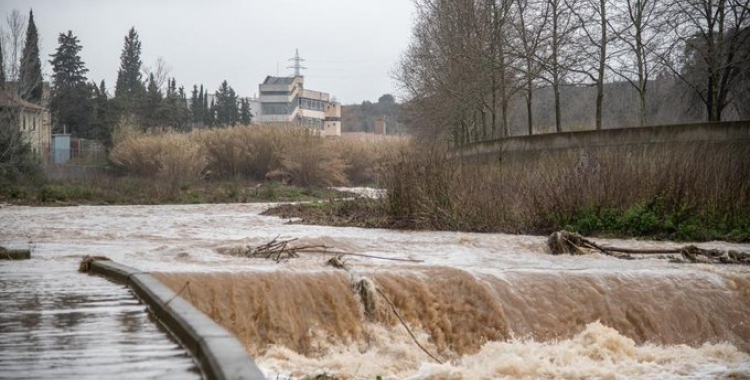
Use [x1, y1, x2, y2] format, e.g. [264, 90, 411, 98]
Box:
[300, 98, 324, 111]
[260, 90, 291, 96]
[262, 102, 294, 115]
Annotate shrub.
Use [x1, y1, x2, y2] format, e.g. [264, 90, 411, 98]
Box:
[196, 125, 287, 180]
[109, 124, 207, 194]
[281, 130, 349, 188]
[381, 140, 750, 240]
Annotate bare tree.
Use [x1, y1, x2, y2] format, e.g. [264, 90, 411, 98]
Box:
[397, 0, 530, 145]
[663, 0, 750, 122]
[1, 10, 26, 83]
[607, 0, 670, 126]
[142, 56, 171, 91]
[566, 0, 610, 130]
[538, 0, 581, 132]
[511, 0, 549, 134]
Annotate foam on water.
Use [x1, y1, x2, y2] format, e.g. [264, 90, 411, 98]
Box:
[258, 322, 750, 380]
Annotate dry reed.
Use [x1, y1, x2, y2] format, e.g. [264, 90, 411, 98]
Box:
[382, 140, 750, 239]
[108, 124, 405, 189]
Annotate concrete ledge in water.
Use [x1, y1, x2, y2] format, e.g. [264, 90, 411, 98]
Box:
[0, 248, 31, 260]
[89, 260, 265, 380]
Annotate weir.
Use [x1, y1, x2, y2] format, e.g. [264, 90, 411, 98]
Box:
[155, 267, 750, 358]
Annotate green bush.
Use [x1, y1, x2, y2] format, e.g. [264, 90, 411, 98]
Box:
[39, 184, 101, 203]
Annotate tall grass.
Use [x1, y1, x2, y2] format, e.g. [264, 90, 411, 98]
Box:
[382, 142, 750, 240]
[109, 125, 206, 194]
[108, 124, 406, 192]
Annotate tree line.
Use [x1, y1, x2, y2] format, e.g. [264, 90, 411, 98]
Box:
[1, 10, 253, 149]
[398, 0, 750, 144]
[341, 94, 409, 135]
[1, 10, 44, 180]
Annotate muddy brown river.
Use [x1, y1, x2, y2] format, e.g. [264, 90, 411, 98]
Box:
[1, 202, 749, 379]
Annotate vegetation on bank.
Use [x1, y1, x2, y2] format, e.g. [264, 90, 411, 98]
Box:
[266, 141, 750, 243]
[1, 178, 349, 206]
[0, 124, 406, 206]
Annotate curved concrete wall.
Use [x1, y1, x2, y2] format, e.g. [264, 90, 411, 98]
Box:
[454, 120, 750, 162]
[88, 261, 265, 380]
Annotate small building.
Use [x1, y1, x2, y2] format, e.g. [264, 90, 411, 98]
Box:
[0, 90, 51, 160]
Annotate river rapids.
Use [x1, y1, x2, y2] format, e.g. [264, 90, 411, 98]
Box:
[2, 202, 749, 379]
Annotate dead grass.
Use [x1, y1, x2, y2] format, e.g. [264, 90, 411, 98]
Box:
[109, 125, 206, 195]
[108, 124, 406, 189]
[380, 141, 750, 240]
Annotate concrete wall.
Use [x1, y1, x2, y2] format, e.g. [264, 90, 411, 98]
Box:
[88, 260, 265, 380]
[454, 121, 750, 163]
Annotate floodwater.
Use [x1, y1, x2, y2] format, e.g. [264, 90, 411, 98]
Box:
[0, 245, 201, 379]
[1, 202, 749, 379]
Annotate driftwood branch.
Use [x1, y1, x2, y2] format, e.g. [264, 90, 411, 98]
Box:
[324, 255, 442, 364]
[547, 230, 750, 265]
[231, 236, 424, 263]
[374, 286, 444, 365]
[233, 236, 330, 262]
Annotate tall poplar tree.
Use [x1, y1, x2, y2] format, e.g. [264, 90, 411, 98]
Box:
[114, 27, 145, 110]
[19, 9, 43, 102]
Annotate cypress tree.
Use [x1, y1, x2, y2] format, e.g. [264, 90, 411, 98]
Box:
[202, 91, 210, 126]
[206, 100, 216, 127]
[143, 73, 162, 128]
[240, 98, 252, 125]
[0, 38, 5, 89]
[198, 85, 205, 124]
[215, 80, 238, 126]
[19, 10, 43, 102]
[115, 27, 145, 110]
[190, 84, 206, 124]
[92, 79, 115, 146]
[49, 30, 91, 135]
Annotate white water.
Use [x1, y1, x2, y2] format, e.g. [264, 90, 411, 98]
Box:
[2, 202, 749, 379]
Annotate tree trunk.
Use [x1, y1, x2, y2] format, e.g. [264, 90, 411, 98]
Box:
[595, 0, 607, 130]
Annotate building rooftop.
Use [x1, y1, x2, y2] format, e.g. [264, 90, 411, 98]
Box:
[262, 76, 297, 85]
[0, 91, 45, 111]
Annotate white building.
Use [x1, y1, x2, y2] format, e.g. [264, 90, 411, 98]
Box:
[255, 52, 342, 136]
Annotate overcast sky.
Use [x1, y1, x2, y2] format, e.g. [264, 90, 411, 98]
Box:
[0, 0, 415, 104]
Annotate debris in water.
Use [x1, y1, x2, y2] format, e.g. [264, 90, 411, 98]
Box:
[325, 254, 348, 270]
[547, 230, 750, 265]
[78, 255, 111, 272]
[0, 246, 31, 260]
[235, 236, 331, 262]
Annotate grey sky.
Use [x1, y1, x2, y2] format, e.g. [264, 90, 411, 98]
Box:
[0, 0, 415, 104]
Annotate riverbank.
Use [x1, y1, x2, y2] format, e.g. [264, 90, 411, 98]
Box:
[264, 197, 750, 242]
[0, 177, 350, 206]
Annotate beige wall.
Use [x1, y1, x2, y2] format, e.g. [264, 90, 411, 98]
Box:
[323, 121, 341, 137]
[19, 109, 51, 158]
[324, 102, 341, 119]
